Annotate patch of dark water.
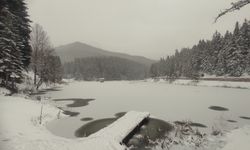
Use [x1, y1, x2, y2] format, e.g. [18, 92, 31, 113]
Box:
[75, 118, 117, 137]
[41, 87, 62, 92]
[208, 106, 229, 111]
[114, 112, 127, 118]
[29, 91, 46, 96]
[62, 110, 80, 117]
[129, 148, 151, 150]
[30, 87, 62, 96]
[174, 121, 207, 128]
[75, 117, 173, 149]
[80, 117, 94, 121]
[227, 119, 237, 123]
[125, 118, 173, 149]
[239, 116, 250, 120]
[2, 139, 10, 142]
[57, 107, 80, 117]
[53, 98, 95, 107]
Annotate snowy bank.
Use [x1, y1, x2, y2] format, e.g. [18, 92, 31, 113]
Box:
[148, 78, 250, 89]
[0, 95, 149, 150]
[220, 126, 250, 150]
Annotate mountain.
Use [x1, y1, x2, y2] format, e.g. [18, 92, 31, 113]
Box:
[55, 42, 155, 66]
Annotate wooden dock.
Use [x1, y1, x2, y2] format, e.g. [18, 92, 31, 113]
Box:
[80, 111, 150, 150]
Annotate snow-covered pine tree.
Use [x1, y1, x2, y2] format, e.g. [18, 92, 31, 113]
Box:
[238, 20, 250, 74]
[48, 55, 63, 83]
[192, 40, 210, 74]
[225, 22, 245, 76]
[215, 31, 232, 76]
[0, 1, 24, 88]
[239, 19, 250, 74]
[210, 31, 223, 74]
[7, 0, 32, 68]
[0, 0, 9, 81]
[199, 40, 214, 74]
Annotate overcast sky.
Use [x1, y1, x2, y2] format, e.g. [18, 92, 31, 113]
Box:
[26, 0, 250, 59]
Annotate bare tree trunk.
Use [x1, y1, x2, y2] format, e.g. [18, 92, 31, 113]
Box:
[39, 104, 43, 124]
[5, 73, 9, 87]
[34, 67, 37, 85]
[36, 78, 43, 90]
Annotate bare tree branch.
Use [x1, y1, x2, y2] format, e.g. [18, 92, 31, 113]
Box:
[215, 0, 250, 22]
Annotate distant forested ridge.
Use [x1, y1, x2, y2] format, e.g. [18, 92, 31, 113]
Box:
[150, 20, 250, 78]
[55, 42, 155, 67]
[63, 57, 149, 80]
[0, 0, 31, 89]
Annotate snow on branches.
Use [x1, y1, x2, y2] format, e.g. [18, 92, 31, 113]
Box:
[215, 0, 250, 22]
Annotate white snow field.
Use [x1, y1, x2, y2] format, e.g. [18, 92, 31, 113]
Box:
[0, 95, 149, 150]
[221, 125, 250, 150]
[1, 80, 250, 150]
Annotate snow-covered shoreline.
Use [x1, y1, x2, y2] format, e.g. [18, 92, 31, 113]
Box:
[147, 78, 250, 89]
[0, 95, 148, 150]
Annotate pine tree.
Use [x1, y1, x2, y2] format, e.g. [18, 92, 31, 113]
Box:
[221, 22, 245, 76]
[0, 2, 24, 88]
[247, 52, 250, 74]
[240, 19, 250, 74]
[215, 31, 232, 76]
[7, 0, 32, 68]
[0, 0, 10, 81]
[210, 31, 223, 74]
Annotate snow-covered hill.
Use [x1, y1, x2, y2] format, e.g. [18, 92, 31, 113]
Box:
[55, 42, 155, 66]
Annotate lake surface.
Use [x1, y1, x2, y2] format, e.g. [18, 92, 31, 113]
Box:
[46, 81, 250, 139]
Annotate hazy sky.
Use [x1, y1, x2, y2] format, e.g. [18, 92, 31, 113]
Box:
[26, 0, 250, 59]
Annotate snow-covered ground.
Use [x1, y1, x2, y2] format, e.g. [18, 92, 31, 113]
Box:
[221, 126, 250, 150]
[0, 95, 148, 150]
[1, 79, 250, 150]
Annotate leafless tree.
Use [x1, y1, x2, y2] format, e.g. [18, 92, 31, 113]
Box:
[215, 0, 250, 22]
[30, 24, 63, 90]
[30, 24, 53, 89]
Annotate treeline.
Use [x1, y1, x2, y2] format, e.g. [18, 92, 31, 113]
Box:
[150, 20, 250, 78]
[0, 0, 31, 89]
[63, 57, 148, 80]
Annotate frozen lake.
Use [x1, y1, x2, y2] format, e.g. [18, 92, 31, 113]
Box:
[46, 81, 250, 138]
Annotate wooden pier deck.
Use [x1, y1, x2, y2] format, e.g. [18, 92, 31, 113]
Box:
[80, 111, 150, 150]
